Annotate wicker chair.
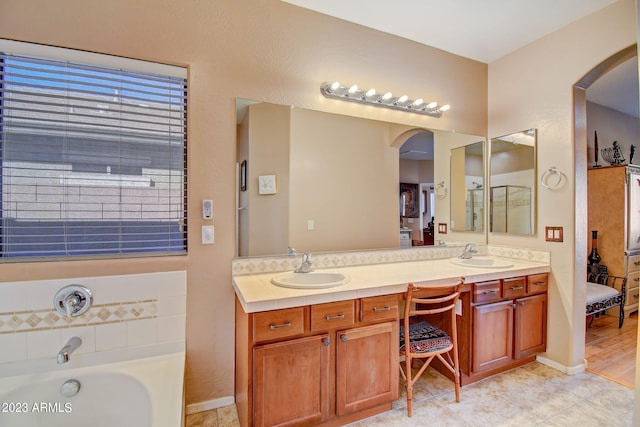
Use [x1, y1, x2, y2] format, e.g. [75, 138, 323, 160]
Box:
[586, 272, 626, 328]
[399, 281, 463, 416]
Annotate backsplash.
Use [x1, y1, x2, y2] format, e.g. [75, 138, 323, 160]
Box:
[0, 271, 186, 364]
[232, 244, 550, 276]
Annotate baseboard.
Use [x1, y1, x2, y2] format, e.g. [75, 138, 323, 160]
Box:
[185, 396, 235, 415]
[536, 355, 586, 375]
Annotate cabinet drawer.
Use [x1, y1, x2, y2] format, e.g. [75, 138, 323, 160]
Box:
[527, 273, 548, 295]
[311, 300, 355, 331]
[503, 277, 526, 299]
[627, 270, 640, 289]
[628, 254, 640, 273]
[253, 307, 305, 343]
[625, 286, 640, 309]
[473, 280, 501, 304]
[360, 295, 399, 323]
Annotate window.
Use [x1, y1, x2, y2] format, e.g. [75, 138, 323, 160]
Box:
[0, 41, 187, 260]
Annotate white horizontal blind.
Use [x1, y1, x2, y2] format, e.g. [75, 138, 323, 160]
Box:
[0, 50, 187, 259]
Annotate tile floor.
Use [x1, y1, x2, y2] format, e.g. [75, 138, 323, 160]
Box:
[186, 362, 635, 427]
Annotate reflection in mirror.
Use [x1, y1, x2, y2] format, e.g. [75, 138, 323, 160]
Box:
[450, 141, 485, 232]
[489, 129, 536, 235]
[236, 99, 486, 257]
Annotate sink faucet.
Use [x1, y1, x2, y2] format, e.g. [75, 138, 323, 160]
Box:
[294, 253, 313, 273]
[57, 337, 82, 364]
[458, 243, 478, 259]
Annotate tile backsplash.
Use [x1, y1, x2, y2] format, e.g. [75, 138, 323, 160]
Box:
[0, 271, 186, 364]
[232, 244, 550, 276]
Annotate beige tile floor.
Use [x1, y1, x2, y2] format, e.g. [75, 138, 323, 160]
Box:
[186, 362, 635, 427]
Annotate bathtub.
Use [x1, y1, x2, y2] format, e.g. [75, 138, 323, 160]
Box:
[0, 346, 184, 427]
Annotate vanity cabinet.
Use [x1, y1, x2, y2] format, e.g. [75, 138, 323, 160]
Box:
[467, 273, 547, 382]
[235, 294, 399, 427]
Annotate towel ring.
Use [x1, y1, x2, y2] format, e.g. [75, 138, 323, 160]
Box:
[541, 167, 565, 190]
[435, 181, 447, 198]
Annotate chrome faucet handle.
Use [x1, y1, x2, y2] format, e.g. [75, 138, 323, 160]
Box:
[294, 252, 313, 273]
[288, 246, 297, 256]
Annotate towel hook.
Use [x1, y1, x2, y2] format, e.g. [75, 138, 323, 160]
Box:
[540, 167, 565, 190]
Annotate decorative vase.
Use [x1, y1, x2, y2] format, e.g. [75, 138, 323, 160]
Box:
[588, 230, 601, 265]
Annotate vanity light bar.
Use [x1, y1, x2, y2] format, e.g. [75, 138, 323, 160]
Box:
[320, 81, 450, 118]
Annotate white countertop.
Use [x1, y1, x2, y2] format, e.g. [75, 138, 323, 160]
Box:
[233, 256, 550, 313]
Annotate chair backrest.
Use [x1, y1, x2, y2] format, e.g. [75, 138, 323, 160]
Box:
[403, 281, 463, 330]
[587, 272, 608, 285]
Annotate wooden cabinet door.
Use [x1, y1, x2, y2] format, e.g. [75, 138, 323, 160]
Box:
[253, 334, 330, 427]
[472, 300, 514, 373]
[335, 322, 399, 416]
[514, 293, 547, 359]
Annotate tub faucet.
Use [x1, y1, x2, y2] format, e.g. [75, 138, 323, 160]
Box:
[458, 243, 478, 259]
[57, 337, 82, 364]
[294, 253, 313, 273]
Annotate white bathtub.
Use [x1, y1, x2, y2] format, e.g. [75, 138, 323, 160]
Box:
[0, 347, 184, 427]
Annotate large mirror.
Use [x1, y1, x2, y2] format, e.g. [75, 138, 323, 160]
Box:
[450, 141, 485, 232]
[489, 129, 536, 235]
[236, 99, 486, 257]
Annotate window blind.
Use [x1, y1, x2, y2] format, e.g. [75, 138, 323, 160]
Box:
[0, 50, 187, 259]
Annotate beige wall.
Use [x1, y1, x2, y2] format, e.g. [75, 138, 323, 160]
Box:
[587, 101, 640, 167]
[0, 0, 487, 406]
[488, 0, 637, 370]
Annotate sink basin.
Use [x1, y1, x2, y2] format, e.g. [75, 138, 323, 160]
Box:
[271, 272, 350, 289]
[449, 256, 514, 269]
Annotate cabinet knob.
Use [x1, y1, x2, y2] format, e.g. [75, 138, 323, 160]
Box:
[510, 286, 524, 291]
[533, 282, 546, 286]
[322, 338, 330, 346]
[518, 301, 525, 307]
[510, 303, 517, 309]
[483, 290, 498, 295]
[269, 321, 292, 329]
[340, 335, 348, 342]
[373, 306, 391, 312]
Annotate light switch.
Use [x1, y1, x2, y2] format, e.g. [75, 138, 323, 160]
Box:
[202, 199, 213, 219]
[202, 226, 214, 244]
[258, 175, 277, 195]
[307, 219, 315, 230]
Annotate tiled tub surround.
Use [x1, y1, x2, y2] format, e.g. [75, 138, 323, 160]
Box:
[232, 245, 550, 313]
[0, 271, 186, 365]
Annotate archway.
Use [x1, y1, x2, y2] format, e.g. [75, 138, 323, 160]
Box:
[573, 44, 637, 380]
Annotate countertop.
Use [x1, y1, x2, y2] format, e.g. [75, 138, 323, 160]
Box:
[233, 256, 550, 313]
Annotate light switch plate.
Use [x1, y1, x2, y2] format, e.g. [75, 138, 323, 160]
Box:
[258, 175, 277, 195]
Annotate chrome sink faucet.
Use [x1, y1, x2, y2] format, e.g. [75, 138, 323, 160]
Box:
[294, 253, 313, 273]
[57, 337, 82, 364]
[458, 243, 478, 259]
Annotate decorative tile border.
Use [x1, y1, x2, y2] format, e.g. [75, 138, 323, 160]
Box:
[0, 299, 157, 334]
[232, 244, 550, 276]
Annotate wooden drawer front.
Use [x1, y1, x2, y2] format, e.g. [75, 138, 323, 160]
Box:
[628, 255, 640, 273]
[526, 273, 548, 295]
[503, 277, 526, 299]
[473, 280, 502, 304]
[253, 307, 305, 343]
[625, 285, 640, 308]
[360, 295, 399, 323]
[311, 300, 355, 332]
[627, 270, 640, 290]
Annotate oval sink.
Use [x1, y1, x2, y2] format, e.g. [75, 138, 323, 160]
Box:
[449, 256, 514, 269]
[271, 272, 350, 289]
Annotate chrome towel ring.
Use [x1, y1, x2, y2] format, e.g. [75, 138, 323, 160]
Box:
[541, 167, 566, 190]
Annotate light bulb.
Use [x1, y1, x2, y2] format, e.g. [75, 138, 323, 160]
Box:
[397, 95, 408, 104]
[426, 101, 438, 109]
[411, 98, 424, 107]
[439, 104, 450, 111]
[365, 88, 376, 97]
[381, 92, 393, 102]
[347, 85, 359, 95]
[330, 81, 340, 91]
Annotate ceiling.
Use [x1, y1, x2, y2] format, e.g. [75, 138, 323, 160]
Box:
[283, 0, 638, 118]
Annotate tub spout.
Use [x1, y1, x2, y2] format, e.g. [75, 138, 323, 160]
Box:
[57, 337, 82, 364]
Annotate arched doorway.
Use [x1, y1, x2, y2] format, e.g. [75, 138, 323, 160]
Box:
[573, 44, 638, 385]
